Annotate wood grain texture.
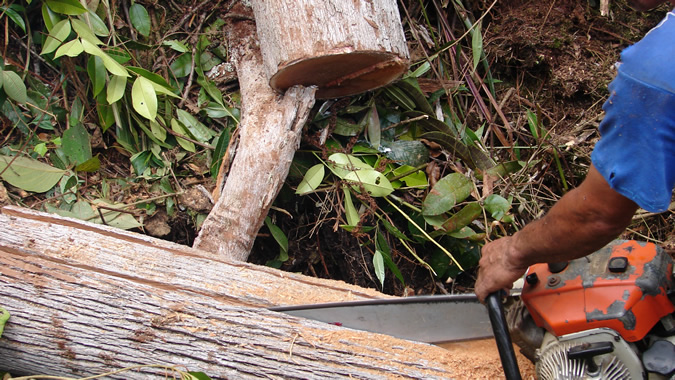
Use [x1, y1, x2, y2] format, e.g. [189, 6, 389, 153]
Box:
[0, 206, 462, 378]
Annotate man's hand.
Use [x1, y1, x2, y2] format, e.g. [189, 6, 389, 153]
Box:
[475, 236, 528, 302]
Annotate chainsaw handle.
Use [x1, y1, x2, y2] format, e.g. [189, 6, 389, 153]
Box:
[486, 291, 522, 380]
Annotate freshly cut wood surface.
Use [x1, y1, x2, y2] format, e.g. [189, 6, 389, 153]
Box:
[251, 0, 409, 98]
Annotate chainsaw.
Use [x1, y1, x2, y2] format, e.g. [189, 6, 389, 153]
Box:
[271, 240, 675, 379]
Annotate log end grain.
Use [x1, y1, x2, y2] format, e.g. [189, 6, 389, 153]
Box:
[270, 52, 408, 99]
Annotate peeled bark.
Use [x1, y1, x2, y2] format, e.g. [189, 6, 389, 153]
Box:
[251, 0, 409, 99]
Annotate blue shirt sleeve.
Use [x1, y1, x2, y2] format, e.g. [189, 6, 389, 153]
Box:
[590, 10, 675, 213]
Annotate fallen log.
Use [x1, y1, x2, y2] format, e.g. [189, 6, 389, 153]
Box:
[0, 206, 525, 379]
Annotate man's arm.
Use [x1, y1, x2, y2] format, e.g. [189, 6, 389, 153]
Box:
[474, 164, 638, 302]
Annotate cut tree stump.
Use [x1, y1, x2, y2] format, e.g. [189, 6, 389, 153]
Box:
[251, 0, 409, 99]
[194, 0, 409, 262]
[0, 206, 535, 379]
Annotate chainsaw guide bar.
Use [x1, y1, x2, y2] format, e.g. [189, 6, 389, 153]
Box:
[270, 294, 493, 344]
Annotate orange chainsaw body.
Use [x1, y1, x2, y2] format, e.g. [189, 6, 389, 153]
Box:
[521, 240, 674, 342]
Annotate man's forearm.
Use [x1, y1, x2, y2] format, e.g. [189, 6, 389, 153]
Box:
[506, 165, 638, 268]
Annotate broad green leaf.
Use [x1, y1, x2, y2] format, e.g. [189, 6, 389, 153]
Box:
[150, 120, 167, 142]
[333, 118, 364, 137]
[3, 5, 26, 33]
[343, 187, 360, 226]
[0, 154, 65, 192]
[170, 53, 193, 78]
[34, 142, 48, 156]
[75, 155, 100, 172]
[373, 250, 386, 287]
[54, 38, 83, 58]
[171, 119, 196, 152]
[326, 153, 372, 179]
[107, 74, 127, 103]
[345, 170, 394, 197]
[422, 173, 473, 216]
[83, 9, 109, 36]
[46, 0, 87, 15]
[484, 194, 511, 221]
[131, 76, 157, 120]
[198, 77, 224, 106]
[383, 140, 429, 167]
[62, 123, 92, 165]
[71, 18, 103, 45]
[0, 307, 9, 338]
[91, 199, 143, 229]
[296, 164, 324, 195]
[176, 109, 215, 142]
[81, 39, 128, 77]
[376, 231, 405, 285]
[41, 3, 61, 31]
[441, 202, 482, 233]
[471, 21, 483, 72]
[163, 39, 190, 53]
[2, 70, 27, 103]
[127, 66, 173, 88]
[129, 3, 151, 37]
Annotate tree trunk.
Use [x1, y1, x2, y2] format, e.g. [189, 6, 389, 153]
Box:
[251, 0, 409, 99]
[0, 206, 461, 378]
[192, 4, 317, 261]
[194, 0, 410, 262]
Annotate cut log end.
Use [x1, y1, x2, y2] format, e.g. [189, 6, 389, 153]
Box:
[270, 52, 408, 99]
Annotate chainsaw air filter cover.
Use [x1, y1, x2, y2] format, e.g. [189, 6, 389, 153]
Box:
[521, 240, 674, 342]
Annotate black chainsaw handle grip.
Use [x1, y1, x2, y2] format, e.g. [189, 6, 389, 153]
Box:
[486, 291, 522, 380]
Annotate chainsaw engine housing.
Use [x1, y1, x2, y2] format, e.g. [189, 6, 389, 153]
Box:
[515, 240, 675, 379]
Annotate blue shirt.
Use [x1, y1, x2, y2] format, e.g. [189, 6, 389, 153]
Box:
[591, 10, 675, 212]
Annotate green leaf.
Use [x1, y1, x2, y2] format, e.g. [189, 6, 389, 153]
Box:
[3, 5, 26, 33]
[345, 170, 394, 197]
[127, 66, 173, 89]
[376, 231, 404, 285]
[484, 194, 511, 221]
[422, 173, 473, 216]
[295, 164, 324, 195]
[326, 153, 372, 179]
[91, 199, 143, 230]
[0, 155, 65, 192]
[367, 104, 381, 149]
[170, 53, 193, 78]
[131, 76, 157, 120]
[107, 74, 127, 103]
[171, 118, 196, 152]
[81, 39, 129, 77]
[164, 39, 190, 53]
[71, 18, 103, 45]
[41, 3, 61, 31]
[383, 140, 429, 167]
[54, 38, 83, 58]
[82, 9, 109, 36]
[1, 70, 27, 103]
[176, 109, 215, 142]
[264, 217, 289, 259]
[0, 307, 10, 337]
[187, 372, 212, 380]
[46, 0, 87, 15]
[75, 155, 101, 172]
[129, 3, 151, 37]
[62, 123, 92, 165]
[441, 202, 482, 233]
[149, 120, 167, 142]
[34, 142, 48, 156]
[471, 21, 483, 72]
[342, 186, 360, 226]
[87, 56, 106, 97]
[373, 250, 386, 287]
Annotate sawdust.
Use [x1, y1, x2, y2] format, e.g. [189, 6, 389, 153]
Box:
[438, 339, 536, 379]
